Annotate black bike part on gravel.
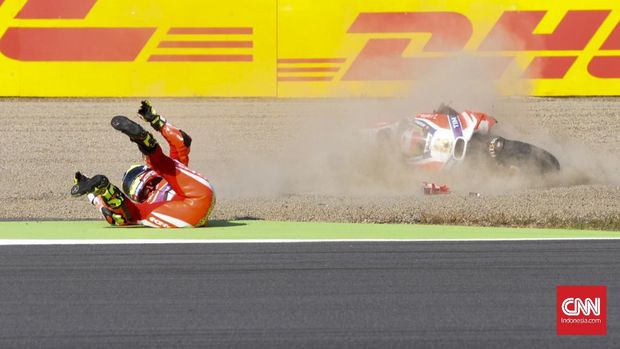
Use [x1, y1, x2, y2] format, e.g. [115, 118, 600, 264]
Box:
[496, 139, 561, 174]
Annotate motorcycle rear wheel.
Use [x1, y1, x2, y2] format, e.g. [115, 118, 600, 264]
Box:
[494, 138, 561, 174]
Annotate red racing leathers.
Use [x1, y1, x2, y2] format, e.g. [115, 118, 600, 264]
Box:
[89, 122, 215, 228]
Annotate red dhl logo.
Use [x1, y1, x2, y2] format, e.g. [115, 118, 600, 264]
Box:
[1, 1, 619, 80]
[340, 11, 620, 80]
[279, 11, 620, 81]
[0, 0, 254, 62]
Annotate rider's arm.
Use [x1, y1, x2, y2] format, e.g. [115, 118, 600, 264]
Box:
[88, 187, 141, 226]
[89, 188, 163, 226]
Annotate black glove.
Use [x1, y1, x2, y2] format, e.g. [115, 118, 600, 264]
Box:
[138, 100, 157, 122]
[138, 100, 166, 131]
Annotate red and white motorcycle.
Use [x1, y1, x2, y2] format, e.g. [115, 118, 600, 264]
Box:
[364, 104, 561, 177]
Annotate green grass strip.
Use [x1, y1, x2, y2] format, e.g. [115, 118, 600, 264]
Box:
[0, 220, 618, 240]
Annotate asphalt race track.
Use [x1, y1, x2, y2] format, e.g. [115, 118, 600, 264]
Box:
[0, 241, 617, 348]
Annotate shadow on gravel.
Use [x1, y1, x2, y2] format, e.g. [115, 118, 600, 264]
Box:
[209, 220, 248, 228]
[99, 220, 248, 228]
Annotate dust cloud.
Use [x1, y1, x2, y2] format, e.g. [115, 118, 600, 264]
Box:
[214, 53, 617, 199]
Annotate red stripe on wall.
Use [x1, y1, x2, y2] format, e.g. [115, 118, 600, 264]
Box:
[523, 56, 576, 79]
[348, 12, 472, 52]
[0, 27, 155, 61]
[168, 28, 253, 35]
[158, 41, 253, 48]
[149, 54, 253, 62]
[278, 58, 346, 63]
[601, 23, 620, 50]
[479, 10, 610, 51]
[16, 0, 97, 19]
[342, 54, 513, 81]
[277, 76, 334, 81]
[277, 67, 340, 73]
[588, 56, 620, 78]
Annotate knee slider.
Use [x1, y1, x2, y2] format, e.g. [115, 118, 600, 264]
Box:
[180, 130, 192, 147]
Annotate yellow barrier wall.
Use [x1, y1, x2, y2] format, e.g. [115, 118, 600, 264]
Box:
[0, 0, 619, 96]
[277, 0, 620, 97]
[0, 0, 276, 96]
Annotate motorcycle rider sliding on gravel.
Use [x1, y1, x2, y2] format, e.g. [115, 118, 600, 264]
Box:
[71, 101, 215, 228]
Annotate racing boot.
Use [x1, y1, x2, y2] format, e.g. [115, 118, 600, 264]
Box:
[137, 100, 166, 131]
[111, 115, 158, 154]
[71, 172, 110, 197]
[72, 171, 129, 208]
